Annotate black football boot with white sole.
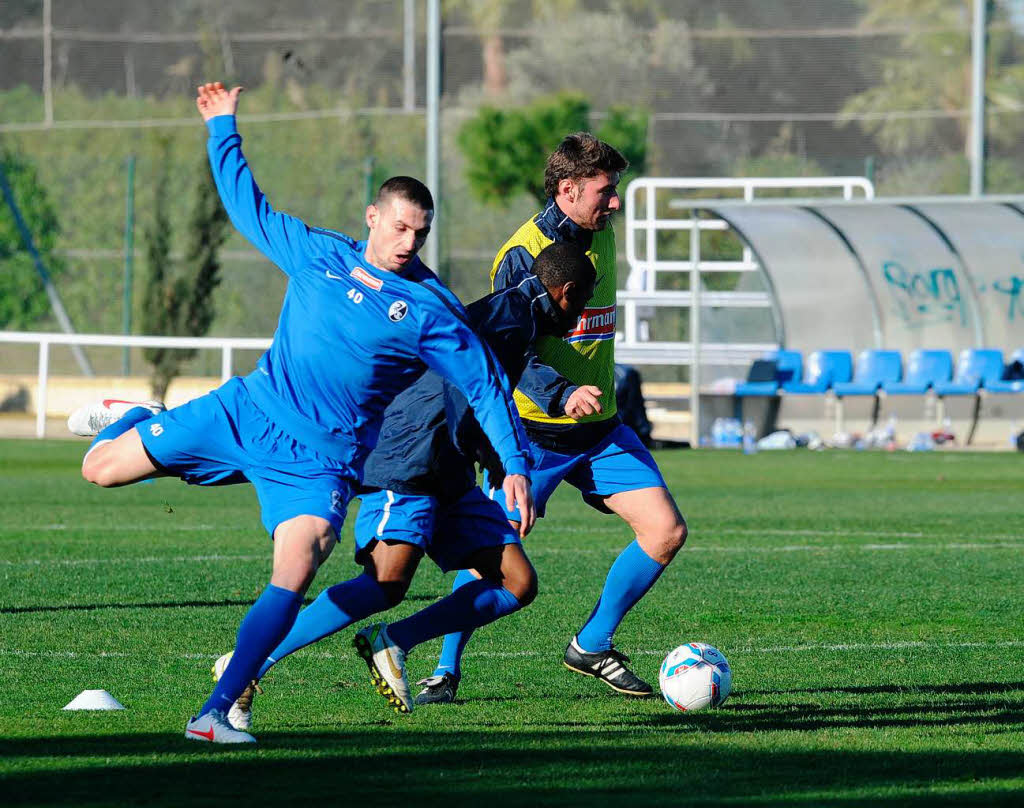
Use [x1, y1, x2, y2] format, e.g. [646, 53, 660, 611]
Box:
[563, 636, 654, 696]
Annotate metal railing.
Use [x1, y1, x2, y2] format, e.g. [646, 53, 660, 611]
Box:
[622, 175, 875, 443]
[0, 331, 270, 438]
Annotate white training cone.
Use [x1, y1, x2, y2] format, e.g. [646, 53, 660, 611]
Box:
[63, 689, 126, 710]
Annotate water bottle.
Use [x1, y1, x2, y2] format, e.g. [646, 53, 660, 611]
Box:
[726, 418, 743, 447]
[711, 418, 724, 448]
[742, 421, 757, 454]
[884, 415, 898, 450]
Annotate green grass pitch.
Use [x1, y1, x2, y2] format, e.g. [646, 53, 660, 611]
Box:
[1, 439, 1022, 806]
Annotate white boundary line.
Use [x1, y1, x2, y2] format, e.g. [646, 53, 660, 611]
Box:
[467, 639, 1024, 658]
[5, 525, 254, 532]
[4, 525, 1024, 542]
[3, 639, 1023, 661]
[0, 554, 266, 567]
[3, 541, 1023, 567]
[528, 543, 1024, 554]
[557, 527, 1024, 540]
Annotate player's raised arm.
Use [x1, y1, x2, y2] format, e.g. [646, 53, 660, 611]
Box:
[197, 80, 328, 277]
[196, 81, 243, 121]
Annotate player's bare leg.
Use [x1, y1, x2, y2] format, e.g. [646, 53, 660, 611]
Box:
[270, 515, 337, 593]
[602, 486, 687, 565]
[70, 397, 167, 486]
[360, 541, 534, 714]
[81, 429, 163, 488]
[363, 540, 424, 607]
[468, 543, 538, 606]
[563, 486, 686, 696]
[415, 543, 537, 705]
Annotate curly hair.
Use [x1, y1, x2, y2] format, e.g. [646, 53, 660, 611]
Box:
[543, 133, 628, 200]
[532, 242, 596, 289]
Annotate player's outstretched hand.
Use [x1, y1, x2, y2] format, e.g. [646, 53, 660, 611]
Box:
[503, 473, 536, 538]
[564, 385, 603, 420]
[196, 81, 243, 122]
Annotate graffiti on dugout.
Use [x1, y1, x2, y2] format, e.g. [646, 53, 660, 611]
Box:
[881, 261, 966, 329]
[989, 275, 1024, 322]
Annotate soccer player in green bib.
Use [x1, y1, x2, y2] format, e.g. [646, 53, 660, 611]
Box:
[417, 133, 688, 704]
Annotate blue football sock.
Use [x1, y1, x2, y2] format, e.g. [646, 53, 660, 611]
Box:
[257, 574, 390, 679]
[432, 569, 480, 678]
[576, 540, 666, 653]
[88, 406, 153, 452]
[200, 583, 302, 717]
[388, 578, 521, 654]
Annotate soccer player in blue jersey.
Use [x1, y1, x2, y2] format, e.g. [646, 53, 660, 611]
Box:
[67, 81, 533, 744]
[416, 133, 688, 704]
[208, 242, 596, 720]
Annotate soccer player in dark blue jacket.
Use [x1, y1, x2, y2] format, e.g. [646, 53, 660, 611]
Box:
[208, 242, 596, 718]
[67, 82, 532, 743]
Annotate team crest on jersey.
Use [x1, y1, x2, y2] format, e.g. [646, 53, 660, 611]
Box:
[388, 300, 409, 322]
[565, 304, 616, 344]
[351, 267, 384, 291]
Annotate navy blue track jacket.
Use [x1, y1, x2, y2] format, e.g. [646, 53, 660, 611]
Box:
[361, 273, 566, 502]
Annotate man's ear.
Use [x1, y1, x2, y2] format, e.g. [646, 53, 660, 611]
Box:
[545, 280, 566, 306]
[365, 204, 378, 231]
[557, 178, 576, 202]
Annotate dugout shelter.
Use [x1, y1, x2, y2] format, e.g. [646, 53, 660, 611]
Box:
[621, 181, 1024, 447]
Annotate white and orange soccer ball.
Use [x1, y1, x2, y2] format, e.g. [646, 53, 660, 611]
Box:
[659, 642, 732, 712]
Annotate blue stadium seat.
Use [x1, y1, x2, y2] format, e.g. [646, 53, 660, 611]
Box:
[782, 350, 852, 394]
[933, 348, 1004, 396]
[984, 348, 1024, 394]
[735, 350, 802, 396]
[881, 349, 953, 395]
[833, 349, 902, 397]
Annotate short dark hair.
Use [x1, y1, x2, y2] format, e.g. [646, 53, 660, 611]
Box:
[532, 242, 596, 290]
[374, 176, 434, 211]
[543, 133, 628, 200]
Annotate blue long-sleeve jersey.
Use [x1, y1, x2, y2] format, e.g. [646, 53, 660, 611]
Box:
[362, 273, 565, 502]
[204, 115, 528, 482]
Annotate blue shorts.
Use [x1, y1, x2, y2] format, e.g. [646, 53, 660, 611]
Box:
[354, 486, 518, 573]
[485, 423, 666, 520]
[138, 377, 354, 537]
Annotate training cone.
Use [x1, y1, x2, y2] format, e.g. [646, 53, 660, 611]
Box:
[63, 689, 126, 711]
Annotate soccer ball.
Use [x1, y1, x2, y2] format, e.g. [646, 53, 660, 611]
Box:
[659, 642, 732, 712]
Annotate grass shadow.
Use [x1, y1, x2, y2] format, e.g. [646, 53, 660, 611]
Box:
[0, 730, 1022, 806]
[741, 681, 1024, 698]
[591, 700, 1024, 734]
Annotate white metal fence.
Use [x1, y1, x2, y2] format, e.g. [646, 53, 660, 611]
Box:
[622, 175, 875, 443]
[0, 331, 270, 438]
